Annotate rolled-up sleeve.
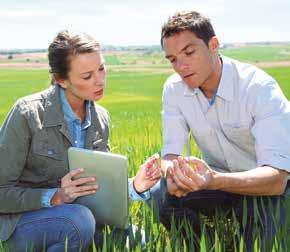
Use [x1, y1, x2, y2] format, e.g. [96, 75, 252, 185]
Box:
[251, 80, 290, 172]
[161, 81, 189, 157]
[128, 178, 151, 201]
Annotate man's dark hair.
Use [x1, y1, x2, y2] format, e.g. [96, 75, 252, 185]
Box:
[161, 10, 216, 47]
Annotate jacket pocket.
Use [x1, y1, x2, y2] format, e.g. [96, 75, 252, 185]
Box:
[22, 128, 67, 183]
[92, 138, 107, 151]
[33, 142, 63, 160]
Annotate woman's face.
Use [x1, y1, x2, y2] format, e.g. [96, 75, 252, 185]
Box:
[59, 51, 106, 107]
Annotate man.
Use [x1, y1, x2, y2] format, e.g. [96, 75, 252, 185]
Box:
[158, 10, 290, 249]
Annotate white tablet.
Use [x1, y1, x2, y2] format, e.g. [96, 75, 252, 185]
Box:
[68, 147, 129, 229]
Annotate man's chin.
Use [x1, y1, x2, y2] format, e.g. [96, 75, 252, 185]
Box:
[185, 81, 200, 89]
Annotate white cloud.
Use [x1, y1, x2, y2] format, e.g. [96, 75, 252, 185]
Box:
[0, 9, 53, 18]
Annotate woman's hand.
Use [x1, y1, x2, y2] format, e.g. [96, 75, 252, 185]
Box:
[51, 168, 98, 206]
[133, 153, 161, 194]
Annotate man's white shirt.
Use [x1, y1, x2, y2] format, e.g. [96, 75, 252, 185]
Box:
[161, 56, 290, 173]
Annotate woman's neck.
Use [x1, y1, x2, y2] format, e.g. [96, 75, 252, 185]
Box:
[65, 91, 86, 122]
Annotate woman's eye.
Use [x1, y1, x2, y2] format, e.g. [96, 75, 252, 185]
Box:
[83, 75, 91, 80]
[99, 65, 105, 71]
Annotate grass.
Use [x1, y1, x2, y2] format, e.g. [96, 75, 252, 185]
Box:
[220, 44, 290, 62]
[0, 63, 290, 251]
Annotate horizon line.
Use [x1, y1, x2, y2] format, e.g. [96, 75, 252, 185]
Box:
[1, 40, 290, 52]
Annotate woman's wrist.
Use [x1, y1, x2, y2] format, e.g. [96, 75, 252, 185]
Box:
[133, 178, 146, 194]
[50, 189, 63, 206]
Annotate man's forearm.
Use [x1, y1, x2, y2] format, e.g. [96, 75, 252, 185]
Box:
[209, 166, 288, 196]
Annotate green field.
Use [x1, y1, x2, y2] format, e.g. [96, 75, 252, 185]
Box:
[1, 44, 290, 66]
[221, 44, 290, 62]
[1, 60, 290, 250]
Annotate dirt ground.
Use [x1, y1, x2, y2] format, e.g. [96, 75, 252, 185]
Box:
[0, 56, 290, 70]
[254, 61, 290, 68]
[0, 62, 48, 69]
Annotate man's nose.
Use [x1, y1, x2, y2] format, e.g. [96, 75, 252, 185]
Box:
[176, 59, 188, 72]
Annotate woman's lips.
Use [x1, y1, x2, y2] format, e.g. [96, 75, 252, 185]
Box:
[94, 89, 103, 96]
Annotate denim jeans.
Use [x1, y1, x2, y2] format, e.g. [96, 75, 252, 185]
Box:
[3, 204, 145, 252]
[153, 178, 285, 252]
[3, 204, 95, 252]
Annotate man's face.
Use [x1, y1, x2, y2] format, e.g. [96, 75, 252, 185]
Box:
[163, 30, 218, 89]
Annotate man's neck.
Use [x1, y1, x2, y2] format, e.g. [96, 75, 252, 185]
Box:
[200, 56, 223, 99]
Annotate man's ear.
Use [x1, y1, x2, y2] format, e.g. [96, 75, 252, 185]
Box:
[53, 74, 67, 89]
[208, 36, 220, 53]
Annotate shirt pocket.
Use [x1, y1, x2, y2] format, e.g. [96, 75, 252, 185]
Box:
[222, 123, 255, 150]
[190, 121, 213, 137]
[191, 129, 227, 168]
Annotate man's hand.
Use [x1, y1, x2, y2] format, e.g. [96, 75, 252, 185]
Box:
[166, 172, 190, 197]
[170, 156, 214, 192]
[165, 160, 190, 197]
[51, 168, 98, 206]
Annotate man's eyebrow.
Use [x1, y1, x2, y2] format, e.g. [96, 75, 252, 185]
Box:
[165, 43, 196, 59]
[165, 55, 173, 59]
[181, 43, 196, 52]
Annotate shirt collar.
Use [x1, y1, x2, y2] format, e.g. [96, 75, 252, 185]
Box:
[215, 55, 234, 102]
[184, 84, 198, 96]
[60, 88, 92, 129]
[83, 101, 92, 129]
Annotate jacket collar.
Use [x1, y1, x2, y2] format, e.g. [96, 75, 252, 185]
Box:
[43, 84, 65, 127]
[43, 84, 73, 145]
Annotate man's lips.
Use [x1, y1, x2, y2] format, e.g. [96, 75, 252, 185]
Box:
[183, 73, 195, 79]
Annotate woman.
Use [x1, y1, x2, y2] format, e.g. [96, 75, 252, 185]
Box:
[0, 30, 160, 251]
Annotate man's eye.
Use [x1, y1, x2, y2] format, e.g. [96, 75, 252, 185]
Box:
[168, 58, 176, 63]
[185, 50, 195, 56]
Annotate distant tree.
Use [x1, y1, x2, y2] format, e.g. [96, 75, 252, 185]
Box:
[8, 54, 13, 60]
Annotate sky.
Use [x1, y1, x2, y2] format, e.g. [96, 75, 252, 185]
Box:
[0, 0, 290, 49]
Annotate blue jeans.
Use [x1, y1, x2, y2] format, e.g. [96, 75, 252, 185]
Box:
[4, 204, 96, 252]
[3, 204, 144, 252]
[153, 178, 285, 251]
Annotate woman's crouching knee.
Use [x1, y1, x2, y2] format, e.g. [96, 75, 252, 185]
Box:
[60, 204, 96, 250]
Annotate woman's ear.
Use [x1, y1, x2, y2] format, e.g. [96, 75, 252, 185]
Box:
[53, 74, 67, 89]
